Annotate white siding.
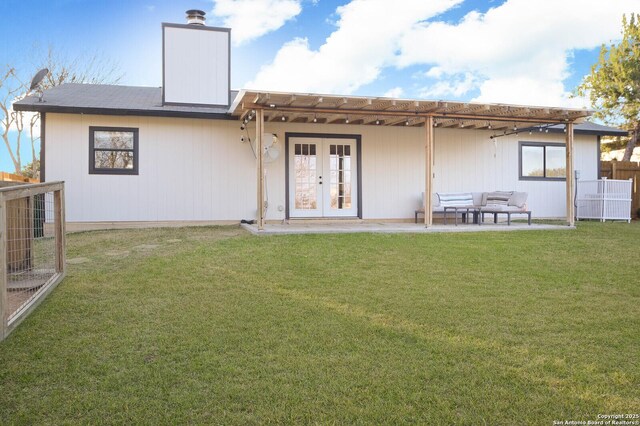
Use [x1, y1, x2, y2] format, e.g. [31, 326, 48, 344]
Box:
[46, 114, 598, 222]
[431, 128, 598, 218]
[47, 114, 255, 222]
[163, 26, 229, 106]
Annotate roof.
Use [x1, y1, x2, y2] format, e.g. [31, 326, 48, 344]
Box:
[546, 121, 628, 136]
[13, 83, 626, 135]
[13, 83, 235, 120]
[230, 89, 594, 130]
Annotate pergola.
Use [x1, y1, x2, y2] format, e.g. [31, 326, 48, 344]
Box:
[229, 90, 593, 230]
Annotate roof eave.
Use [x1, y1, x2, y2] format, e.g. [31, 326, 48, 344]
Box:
[545, 128, 628, 137]
[228, 89, 246, 114]
[13, 102, 235, 120]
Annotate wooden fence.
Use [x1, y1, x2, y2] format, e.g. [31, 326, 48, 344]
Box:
[0, 182, 65, 341]
[0, 171, 39, 184]
[600, 161, 640, 218]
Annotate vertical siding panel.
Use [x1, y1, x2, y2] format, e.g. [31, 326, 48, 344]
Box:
[43, 115, 600, 222]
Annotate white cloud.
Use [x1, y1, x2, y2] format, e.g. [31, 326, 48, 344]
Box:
[244, 0, 637, 107]
[6, 95, 40, 136]
[246, 0, 462, 93]
[212, 0, 302, 46]
[424, 67, 444, 79]
[397, 0, 638, 107]
[383, 87, 404, 98]
[419, 72, 476, 99]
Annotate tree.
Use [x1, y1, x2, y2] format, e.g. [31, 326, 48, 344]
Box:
[577, 13, 640, 161]
[0, 46, 122, 177]
[21, 159, 40, 179]
[0, 67, 25, 174]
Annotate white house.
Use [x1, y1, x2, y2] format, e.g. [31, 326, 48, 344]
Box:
[14, 10, 626, 229]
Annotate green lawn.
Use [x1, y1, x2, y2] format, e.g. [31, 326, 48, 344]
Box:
[1, 223, 639, 425]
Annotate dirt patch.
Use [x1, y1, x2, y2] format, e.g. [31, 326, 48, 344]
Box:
[165, 239, 182, 243]
[104, 250, 130, 258]
[132, 244, 159, 251]
[67, 257, 91, 264]
[188, 231, 242, 241]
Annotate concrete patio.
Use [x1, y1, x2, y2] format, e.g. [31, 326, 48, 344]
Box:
[241, 221, 573, 235]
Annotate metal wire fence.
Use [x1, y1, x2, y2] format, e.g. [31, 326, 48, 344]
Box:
[0, 182, 65, 341]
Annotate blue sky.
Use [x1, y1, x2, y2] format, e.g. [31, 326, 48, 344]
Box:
[0, 0, 636, 172]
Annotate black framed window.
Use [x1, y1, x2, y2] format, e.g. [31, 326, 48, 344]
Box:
[89, 127, 139, 175]
[519, 142, 565, 181]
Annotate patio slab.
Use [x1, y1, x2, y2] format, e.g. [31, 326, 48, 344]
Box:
[241, 222, 574, 235]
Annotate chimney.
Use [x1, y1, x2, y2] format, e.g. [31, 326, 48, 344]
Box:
[185, 9, 206, 25]
[162, 11, 231, 107]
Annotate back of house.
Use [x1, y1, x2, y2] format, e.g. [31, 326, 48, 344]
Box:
[14, 10, 627, 229]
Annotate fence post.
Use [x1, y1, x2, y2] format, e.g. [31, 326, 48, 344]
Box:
[28, 196, 35, 270]
[603, 179, 608, 222]
[612, 161, 618, 179]
[54, 189, 66, 273]
[0, 196, 7, 340]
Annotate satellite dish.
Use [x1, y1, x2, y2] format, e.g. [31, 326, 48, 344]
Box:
[29, 68, 49, 103]
[29, 68, 49, 92]
[244, 133, 280, 162]
[262, 133, 280, 163]
[263, 132, 276, 148]
[264, 145, 280, 163]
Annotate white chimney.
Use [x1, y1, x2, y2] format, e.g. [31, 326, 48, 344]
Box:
[162, 10, 230, 106]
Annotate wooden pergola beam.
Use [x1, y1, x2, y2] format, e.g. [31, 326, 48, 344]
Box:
[256, 109, 265, 230]
[243, 103, 573, 124]
[425, 116, 434, 228]
[384, 116, 411, 126]
[566, 122, 574, 226]
[355, 98, 374, 109]
[363, 116, 383, 125]
[333, 97, 349, 108]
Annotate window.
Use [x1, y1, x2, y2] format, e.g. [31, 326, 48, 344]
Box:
[519, 142, 565, 180]
[89, 127, 139, 175]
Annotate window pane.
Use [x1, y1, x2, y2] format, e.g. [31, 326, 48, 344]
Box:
[329, 144, 352, 210]
[522, 146, 544, 177]
[545, 146, 566, 177]
[94, 131, 134, 149]
[294, 144, 318, 210]
[95, 151, 135, 169]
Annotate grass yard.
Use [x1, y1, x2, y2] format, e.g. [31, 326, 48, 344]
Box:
[0, 223, 639, 424]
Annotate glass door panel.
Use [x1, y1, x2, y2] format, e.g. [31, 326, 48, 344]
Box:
[289, 139, 322, 217]
[289, 137, 358, 218]
[323, 140, 357, 217]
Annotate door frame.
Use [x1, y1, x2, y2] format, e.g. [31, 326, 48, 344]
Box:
[285, 132, 362, 220]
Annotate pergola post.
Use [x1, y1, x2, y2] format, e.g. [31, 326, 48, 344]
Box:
[565, 121, 575, 226]
[256, 108, 265, 230]
[425, 115, 434, 228]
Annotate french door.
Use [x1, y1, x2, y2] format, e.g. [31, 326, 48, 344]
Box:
[288, 136, 358, 218]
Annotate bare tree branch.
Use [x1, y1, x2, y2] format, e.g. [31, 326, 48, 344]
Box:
[1, 46, 123, 176]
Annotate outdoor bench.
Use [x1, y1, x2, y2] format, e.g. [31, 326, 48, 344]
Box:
[415, 191, 531, 225]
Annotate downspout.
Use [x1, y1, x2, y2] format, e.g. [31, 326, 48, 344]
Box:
[40, 112, 46, 182]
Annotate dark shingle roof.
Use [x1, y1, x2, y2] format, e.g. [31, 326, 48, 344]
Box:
[13, 83, 236, 119]
[546, 121, 628, 136]
[13, 83, 628, 136]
